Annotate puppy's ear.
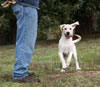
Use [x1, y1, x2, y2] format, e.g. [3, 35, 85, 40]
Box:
[60, 24, 65, 31]
[71, 21, 79, 29]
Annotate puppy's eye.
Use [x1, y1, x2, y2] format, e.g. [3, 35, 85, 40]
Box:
[64, 28, 67, 30]
[70, 28, 72, 30]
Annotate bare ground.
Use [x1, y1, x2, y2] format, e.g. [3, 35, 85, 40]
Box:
[47, 70, 100, 79]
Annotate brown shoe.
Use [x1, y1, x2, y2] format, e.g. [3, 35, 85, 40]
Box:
[27, 72, 35, 76]
[13, 76, 40, 83]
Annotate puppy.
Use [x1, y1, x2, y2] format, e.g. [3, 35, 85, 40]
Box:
[58, 21, 81, 72]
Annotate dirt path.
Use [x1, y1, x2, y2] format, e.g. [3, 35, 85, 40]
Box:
[47, 70, 100, 79]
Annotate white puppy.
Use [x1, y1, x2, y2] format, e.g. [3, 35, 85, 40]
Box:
[58, 21, 81, 72]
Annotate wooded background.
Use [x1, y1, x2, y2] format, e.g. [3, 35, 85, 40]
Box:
[0, 0, 100, 45]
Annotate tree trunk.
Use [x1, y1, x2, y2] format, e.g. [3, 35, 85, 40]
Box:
[77, 11, 96, 36]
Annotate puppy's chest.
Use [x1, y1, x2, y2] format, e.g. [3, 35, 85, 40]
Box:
[61, 44, 73, 52]
[59, 39, 75, 53]
[63, 46, 71, 53]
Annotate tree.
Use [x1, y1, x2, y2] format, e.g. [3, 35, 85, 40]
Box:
[38, 0, 100, 39]
[0, 0, 100, 44]
[70, 0, 100, 35]
[0, 0, 16, 44]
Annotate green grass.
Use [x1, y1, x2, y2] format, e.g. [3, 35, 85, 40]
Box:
[0, 38, 100, 87]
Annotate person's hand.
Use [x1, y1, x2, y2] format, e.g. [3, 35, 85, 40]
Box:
[1, 0, 16, 8]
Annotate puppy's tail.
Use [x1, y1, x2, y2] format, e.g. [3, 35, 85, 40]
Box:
[73, 34, 82, 44]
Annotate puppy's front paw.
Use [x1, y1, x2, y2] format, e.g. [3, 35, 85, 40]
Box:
[76, 68, 81, 71]
[61, 68, 66, 72]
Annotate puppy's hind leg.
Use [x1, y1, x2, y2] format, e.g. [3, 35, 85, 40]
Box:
[58, 52, 67, 72]
[73, 52, 81, 70]
[66, 52, 72, 68]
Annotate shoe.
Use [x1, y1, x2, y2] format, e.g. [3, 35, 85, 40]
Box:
[13, 76, 40, 83]
[27, 72, 35, 76]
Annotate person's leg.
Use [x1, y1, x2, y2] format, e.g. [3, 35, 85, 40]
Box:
[12, 4, 38, 80]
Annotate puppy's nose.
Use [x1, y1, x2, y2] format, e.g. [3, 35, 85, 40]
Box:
[66, 32, 70, 35]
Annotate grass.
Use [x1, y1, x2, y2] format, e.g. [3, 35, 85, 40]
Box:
[0, 38, 100, 87]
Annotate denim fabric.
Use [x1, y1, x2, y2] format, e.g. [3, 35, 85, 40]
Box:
[12, 4, 38, 80]
[16, 0, 39, 9]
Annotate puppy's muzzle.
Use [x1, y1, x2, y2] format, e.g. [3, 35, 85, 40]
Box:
[65, 32, 73, 39]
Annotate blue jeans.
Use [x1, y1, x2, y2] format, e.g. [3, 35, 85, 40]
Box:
[12, 4, 38, 80]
